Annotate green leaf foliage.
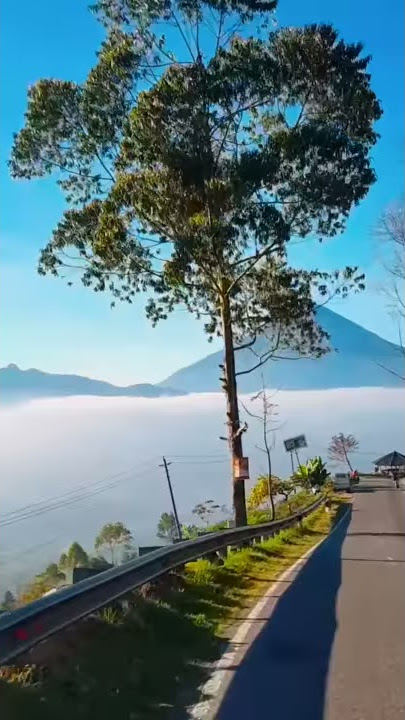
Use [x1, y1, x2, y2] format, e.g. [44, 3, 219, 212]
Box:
[88, 555, 112, 569]
[247, 475, 281, 510]
[294, 456, 330, 489]
[157, 511, 178, 541]
[38, 563, 66, 584]
[95, 522, 133, 564]
[58, 542, 89, 570]
[1, 590, 16, 612]
[11, 15, 379, 347]
[180, 523, 200, 540]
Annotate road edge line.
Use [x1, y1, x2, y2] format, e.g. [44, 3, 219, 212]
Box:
[187, 502, 351, 720]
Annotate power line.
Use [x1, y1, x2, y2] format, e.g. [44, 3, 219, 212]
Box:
[167, 453, 227, 459]
[0, 466, 142, 521]
[0, 452, 231, 530]
[0, 454, 230, 528]
[0, 456, 159, 521]
[0, 458, 159, 528]
[170, 459, 228, 465]
[0, 485, 122, 528]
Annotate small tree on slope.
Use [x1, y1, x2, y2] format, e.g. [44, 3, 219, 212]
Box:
[157, 511, 178, 542]
[10, 2, 381, 524]
[242, 379, 280, 520]
[95, 522, 133, 565]
[59, 542, 89, 570]
[328, 433, 359, 472]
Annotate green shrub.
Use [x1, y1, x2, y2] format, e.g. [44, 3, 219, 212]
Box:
[247, 509, 272, 525]
[293, 457, 330, 490]
[224, 548, 252, 574]
[187, 613, 214, 630]
[185, 559, 216, 586]
[99, 606, 123, 625]
[247, 475, 282, 510]
[205, 520, 228, 533]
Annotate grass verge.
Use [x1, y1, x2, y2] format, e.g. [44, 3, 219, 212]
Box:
[0, 495, 349, 720]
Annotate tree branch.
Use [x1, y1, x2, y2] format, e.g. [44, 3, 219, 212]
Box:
[38, 153, 112, 182]
[234, 334, 257, 352]
[228, 241, 279, 292]
[171, 12, 195, 61]
[375, 361, 405, 381]
[215, 5, 225, 54]
[235, 328, 282, 377]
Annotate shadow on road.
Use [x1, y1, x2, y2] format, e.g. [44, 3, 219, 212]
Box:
[354, 483, 399, 493]
[217, 507, 352, 720]
[341, 557, 405, 563]
[347, 531, 405, 537]
[353, 486, 376, 493]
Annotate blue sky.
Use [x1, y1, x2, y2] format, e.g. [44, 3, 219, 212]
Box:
[0, 0, 403, 384]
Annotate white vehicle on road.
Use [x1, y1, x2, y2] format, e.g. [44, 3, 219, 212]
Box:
[333, 473, 352, 492]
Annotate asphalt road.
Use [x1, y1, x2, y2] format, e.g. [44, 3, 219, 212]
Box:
[217, 478, 405, 720]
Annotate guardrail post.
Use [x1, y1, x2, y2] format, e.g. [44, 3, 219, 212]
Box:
[217, 546, 228, 561]
[204, 549, 228, 565]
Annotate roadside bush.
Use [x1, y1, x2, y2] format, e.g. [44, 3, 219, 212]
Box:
[293, 456, 330, 490]
[185, 559, 216, 586]
[247, 509, 273, 525]
[247, 490, 314, 526]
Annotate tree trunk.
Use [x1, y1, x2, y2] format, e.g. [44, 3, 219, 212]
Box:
[263, 424, 275, 521]
[343, 449, 353, 472]
[221, 291, 247, 527]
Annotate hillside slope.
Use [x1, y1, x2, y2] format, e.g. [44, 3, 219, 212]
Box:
[0, 364, 186, 402]
[159, 308, 404, 393]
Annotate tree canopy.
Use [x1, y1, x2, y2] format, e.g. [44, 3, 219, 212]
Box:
[192, 500, 221, 525]
[1, 590, 16, 612]
[157, 511, 178, 541]
[59, 542, 89, 570]
[247, 474, 281, 510]
[88, 555, 112, 569]
[95, 521, 133, 564]
[11, 0, 381, 525]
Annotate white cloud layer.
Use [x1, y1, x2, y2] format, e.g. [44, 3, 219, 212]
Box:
[0, 387, 404, 591]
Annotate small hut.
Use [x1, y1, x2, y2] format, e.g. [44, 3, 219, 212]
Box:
[374, 451, 405, 475]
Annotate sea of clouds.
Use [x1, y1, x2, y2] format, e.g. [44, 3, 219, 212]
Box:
[1, 387, 404, 592]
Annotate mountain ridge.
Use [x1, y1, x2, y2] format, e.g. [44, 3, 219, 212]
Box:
[0, 364, 186, 402]
[1, 309, 403, 401]
[159, 307, 404, 393]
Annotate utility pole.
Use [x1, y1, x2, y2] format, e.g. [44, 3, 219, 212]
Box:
[290, 451, 295, 474]
[159, 457, 183, 541]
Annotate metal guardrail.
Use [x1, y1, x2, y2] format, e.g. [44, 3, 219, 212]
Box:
[0, 496, 324, 665]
